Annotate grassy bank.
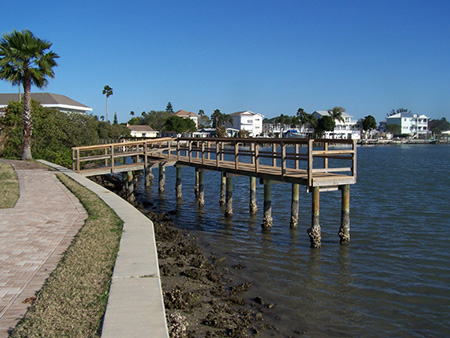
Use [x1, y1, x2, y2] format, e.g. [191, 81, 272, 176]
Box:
[0, 160, 19, 208]
[10, 174, 123, 337]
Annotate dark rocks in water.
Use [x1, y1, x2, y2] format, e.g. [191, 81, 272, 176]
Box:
[233, 263, 244, 270]
[142, 201, 153, 208]
[254, 296, 265, 305]
[230, 282, 253, 294]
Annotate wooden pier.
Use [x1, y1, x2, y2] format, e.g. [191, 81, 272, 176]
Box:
[72, 137, 357, 248]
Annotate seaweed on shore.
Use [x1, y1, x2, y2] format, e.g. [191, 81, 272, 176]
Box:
[141, 209, 277, 338]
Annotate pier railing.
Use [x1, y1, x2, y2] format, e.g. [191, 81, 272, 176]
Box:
[72, 137, 356, 188]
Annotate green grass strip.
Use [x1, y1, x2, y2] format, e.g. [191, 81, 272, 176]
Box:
[10, 174, 123, 337]
[0, 161, 19, 208]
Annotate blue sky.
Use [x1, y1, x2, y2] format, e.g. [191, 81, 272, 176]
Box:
[1, 0, 449, 123]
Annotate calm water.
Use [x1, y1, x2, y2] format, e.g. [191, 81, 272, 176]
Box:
[135, 145, 450, 337]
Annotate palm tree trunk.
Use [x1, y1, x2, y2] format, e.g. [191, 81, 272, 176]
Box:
[21, 79, 33, 160]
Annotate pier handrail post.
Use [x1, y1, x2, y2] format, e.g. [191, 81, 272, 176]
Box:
[255, 142, 259, 173]
[105, 147, 109, 167]
[77, 149, 80, 173]
[307, 139, 314, 187]
[234, 141, 239, 171]
[188, 140, 192, 163]
[272, 143, 276, 167]
[281, 141, 286, 177]
[250, 142, 255, 165]
[110, 144, 115, 173]
[144, 141, 148, 168]
[207, 141, 210, 160]
[201, 140, 205, 165]
[216, 141, 220, 167]
[295, 144, 299, 169]
[352, 139, 357, 179]
[323, 141, 328, 170]
[177, 139, 180, 161]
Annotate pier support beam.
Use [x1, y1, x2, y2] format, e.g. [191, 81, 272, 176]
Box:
[175, 166, 182, 199]
[144, 166, 154, 186]
[339, 185, 350, 244]
[197, 170, 205, 206]
[158, 164, 165, 193]
[249, 176, 257, 214]
[219, 172, 226, 206]
[290, 183, 300, 228]
[225, 176, 233, 216]
[123, 171, 135, 202]
[194, 168, 199, 198]
[262, 180, 273, 229]
[307, 186, 321, 248]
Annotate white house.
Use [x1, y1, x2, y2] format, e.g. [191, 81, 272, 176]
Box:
[386, 112, 428, 137]
[173, 110, 198, 128]
[312, 110, 360, 139]
[127, 124, 159, 138]
[0, 93, 92, 114]
[226, 111, 264, 137]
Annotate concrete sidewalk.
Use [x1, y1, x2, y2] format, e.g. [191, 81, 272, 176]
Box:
[0, 160, 88, 336]
[0, 160, 168, 337]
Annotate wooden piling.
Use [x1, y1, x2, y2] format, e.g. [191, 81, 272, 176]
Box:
[158, 164, 165, 193]
[307, 186, 321, 248]
[339, 184, 350, 244]
[175, 166, 182, 199]
[145, 166, 154, 186]
[194, 168, 199, 198]
[219, 172, 226, 205]
[262, 180, 273, 229]
[249, 176, 257, 214]
[225, 176, 233, 216]
[198, 169, 204, 206]
[290, 183, 300, 228]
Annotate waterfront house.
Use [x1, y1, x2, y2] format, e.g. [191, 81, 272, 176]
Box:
[386, 112, 429, 137]
[0, 93, 92, 114]
[226, 111, 264, 137]
[312, 110, 360, 139]
[127, 124, 159, 138]
[173, 110, 198, 128]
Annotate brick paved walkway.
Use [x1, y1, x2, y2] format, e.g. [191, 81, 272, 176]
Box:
[0, 160, 87, 337]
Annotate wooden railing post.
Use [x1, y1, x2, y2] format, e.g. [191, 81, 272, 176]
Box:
[307, 139, 314, 188]
[177, 139, 180, 161]
[76, 149, 80, 173]
[352, 139, 357, 179]
[234, 141, 239, 171]
[201, 140, 205, 165]
[272, 143, 276, 167]
[281, 142, 286, 177]
[295, 144, 299, 169]
[188, 140, 192, 163]
[110, 145, 115, 173]
[255, 143, 259, 173]
[323, 141, 328, 171]
[216, 141, 220, 167]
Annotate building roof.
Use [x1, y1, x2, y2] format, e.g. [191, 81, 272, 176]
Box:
[173, 110, 198, 117]
[387, 112, 428, 119]
[0, 93, 92, 112]
[313, 110, 353, 118]
[127, 125, 155, 132]
[230, 110, 264, 117]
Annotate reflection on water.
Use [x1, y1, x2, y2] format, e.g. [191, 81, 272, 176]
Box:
[135, 145, 450, 337]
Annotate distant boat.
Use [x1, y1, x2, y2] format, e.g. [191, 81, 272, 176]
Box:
[283, 129, 302, 138]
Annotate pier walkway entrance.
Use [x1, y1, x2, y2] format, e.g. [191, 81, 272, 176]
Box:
[72, 137, 357, 248]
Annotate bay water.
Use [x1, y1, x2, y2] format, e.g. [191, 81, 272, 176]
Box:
[135, 144, 450, 337]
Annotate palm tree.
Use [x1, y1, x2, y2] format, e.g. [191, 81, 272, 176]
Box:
[102, 85, 113, 122]
[328, 106, 345, 123]
[0, 29, 59, 160]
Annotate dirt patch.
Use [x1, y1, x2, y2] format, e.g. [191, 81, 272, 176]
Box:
[4, 159, 48, 170]
[141, 209, 279, 337]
